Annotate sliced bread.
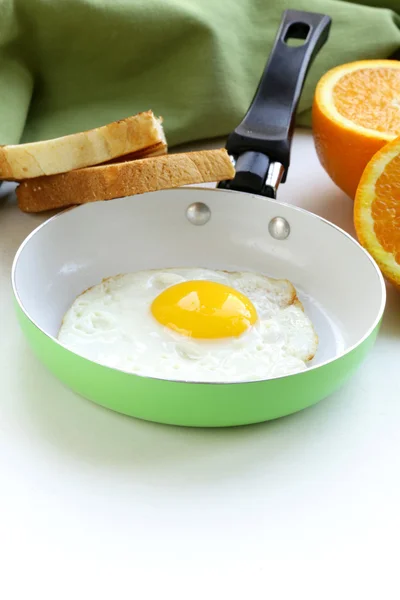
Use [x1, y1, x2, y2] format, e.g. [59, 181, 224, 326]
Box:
[0, 110, 166, 180]
[17, 148, 235, 213]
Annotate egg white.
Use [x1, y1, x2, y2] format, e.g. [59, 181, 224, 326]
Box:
[58, 268, 318, 382]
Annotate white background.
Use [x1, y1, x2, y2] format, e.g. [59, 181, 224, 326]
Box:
[1, 131, 399, 599]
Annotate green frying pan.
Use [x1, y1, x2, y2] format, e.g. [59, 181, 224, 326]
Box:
[11, 11, 386, 427]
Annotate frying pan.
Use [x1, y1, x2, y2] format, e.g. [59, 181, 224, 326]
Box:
[11, 11, 386, 427]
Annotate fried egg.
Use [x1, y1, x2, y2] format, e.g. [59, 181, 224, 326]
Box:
[58, 268, 318, 382]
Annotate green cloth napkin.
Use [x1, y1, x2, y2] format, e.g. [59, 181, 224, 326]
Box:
[0, 0, 399, 147]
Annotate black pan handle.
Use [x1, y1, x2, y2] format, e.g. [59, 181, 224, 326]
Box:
[218, 10, 331, 197]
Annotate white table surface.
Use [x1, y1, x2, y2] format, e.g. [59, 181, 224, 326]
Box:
[1, 130, 399, 599]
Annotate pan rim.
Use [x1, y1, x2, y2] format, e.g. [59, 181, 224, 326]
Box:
[11, 187, 387, 386]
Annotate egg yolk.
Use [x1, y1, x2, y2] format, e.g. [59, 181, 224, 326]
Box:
[151, 280, 257, 339]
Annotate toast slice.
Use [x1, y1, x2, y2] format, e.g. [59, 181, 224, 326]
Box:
[17, 148, 235, 213]
[0, 110, 166, 180]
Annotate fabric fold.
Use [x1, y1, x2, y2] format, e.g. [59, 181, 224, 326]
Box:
[0, 0, 398, 147]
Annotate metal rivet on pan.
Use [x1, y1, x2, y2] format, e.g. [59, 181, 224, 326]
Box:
[268, 216, 290, 240]
[186, 202, 211, 226]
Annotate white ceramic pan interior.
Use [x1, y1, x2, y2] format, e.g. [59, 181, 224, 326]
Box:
[11, 187, 386, 426]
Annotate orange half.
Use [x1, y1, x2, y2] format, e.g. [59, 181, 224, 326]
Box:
[313, 60, 400, 199]
[354, 134, 400, 287]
